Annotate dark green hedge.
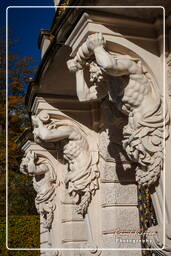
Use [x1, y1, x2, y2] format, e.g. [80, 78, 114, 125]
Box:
[0, 216, 40, 256]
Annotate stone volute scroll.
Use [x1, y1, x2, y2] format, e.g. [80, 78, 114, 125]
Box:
[67, 32, 170, 253]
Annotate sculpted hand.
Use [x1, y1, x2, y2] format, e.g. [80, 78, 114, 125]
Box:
[28, 160, 36, 174]
[86, 33, 106, 52]
[67, 59, 82, 73]
[32, 116, 45, 142]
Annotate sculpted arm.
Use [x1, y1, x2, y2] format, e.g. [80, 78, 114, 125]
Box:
[67, 59, 90, 101]
[67, 59, 106, 102]
[32, 116, 72, 142]
[89, 33, 142, 75]
[93, 45, 142, 75]
[75, 69, 90, 101]
[69, 33, 142, 76]
[20, 151, 48, 175]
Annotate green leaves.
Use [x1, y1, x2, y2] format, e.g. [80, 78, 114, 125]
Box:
[0, 216, 40, 256]
[0, 27, 39, 256]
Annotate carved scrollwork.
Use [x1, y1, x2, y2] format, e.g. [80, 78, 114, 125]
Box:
[79, 243, 102, 256]
[31, 110, 100, 216]
[20, 150, 57, 230]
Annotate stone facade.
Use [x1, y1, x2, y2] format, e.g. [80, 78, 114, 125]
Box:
[19, 3, 171, 256]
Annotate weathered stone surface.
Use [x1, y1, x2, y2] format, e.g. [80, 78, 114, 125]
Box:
[63, 241, 85, 248]
[102, 207, 140, 232]
[61, 189, 76, 205]
[19, 5, 171, 254]
[101, 183, 138, 206]
[102, 250, 143, 256]
[62, 222, 88, 242]
[102, 233, 142, 248]
[61, 204, 84, 222]
[99, 158, 136, 183]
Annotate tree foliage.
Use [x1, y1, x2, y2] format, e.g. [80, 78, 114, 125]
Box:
[0, 216, 40, 255]
[0, 29, 38, 217]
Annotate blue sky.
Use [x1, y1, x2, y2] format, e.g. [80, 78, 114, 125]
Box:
[1, 0, 55, 64]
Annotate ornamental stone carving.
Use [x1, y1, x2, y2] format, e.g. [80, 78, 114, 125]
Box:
[20, 17, 171, 253]
[31, 109, 100, 216]
[67, 32, 169, 188]
[67, 32, 171, 254]
[20, 150, 57, 230]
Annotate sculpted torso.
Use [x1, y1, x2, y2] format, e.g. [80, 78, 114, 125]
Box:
[32, 116, 90, 182]
[67, 33, 157, 130]
[67, 32, 168, 187]
[31, 112, 99, 215]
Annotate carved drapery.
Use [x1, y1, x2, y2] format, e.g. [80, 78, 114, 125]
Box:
[167, 53, 171, 110]
[20, 150, 57, 230]
[30, 109, 99, 217]
[67, 32, 169, 188]
[20, 109, 100, 253]
[67, 32, 170, 253]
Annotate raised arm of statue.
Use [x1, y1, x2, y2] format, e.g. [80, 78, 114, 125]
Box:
[30, 110, 100, 216]
[67, 58, 108, 102]
[67, 59, 93, 101]
[90, 38, 142, 76]
[68, 33, 142, 77]
[68, 32, 169, 190]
